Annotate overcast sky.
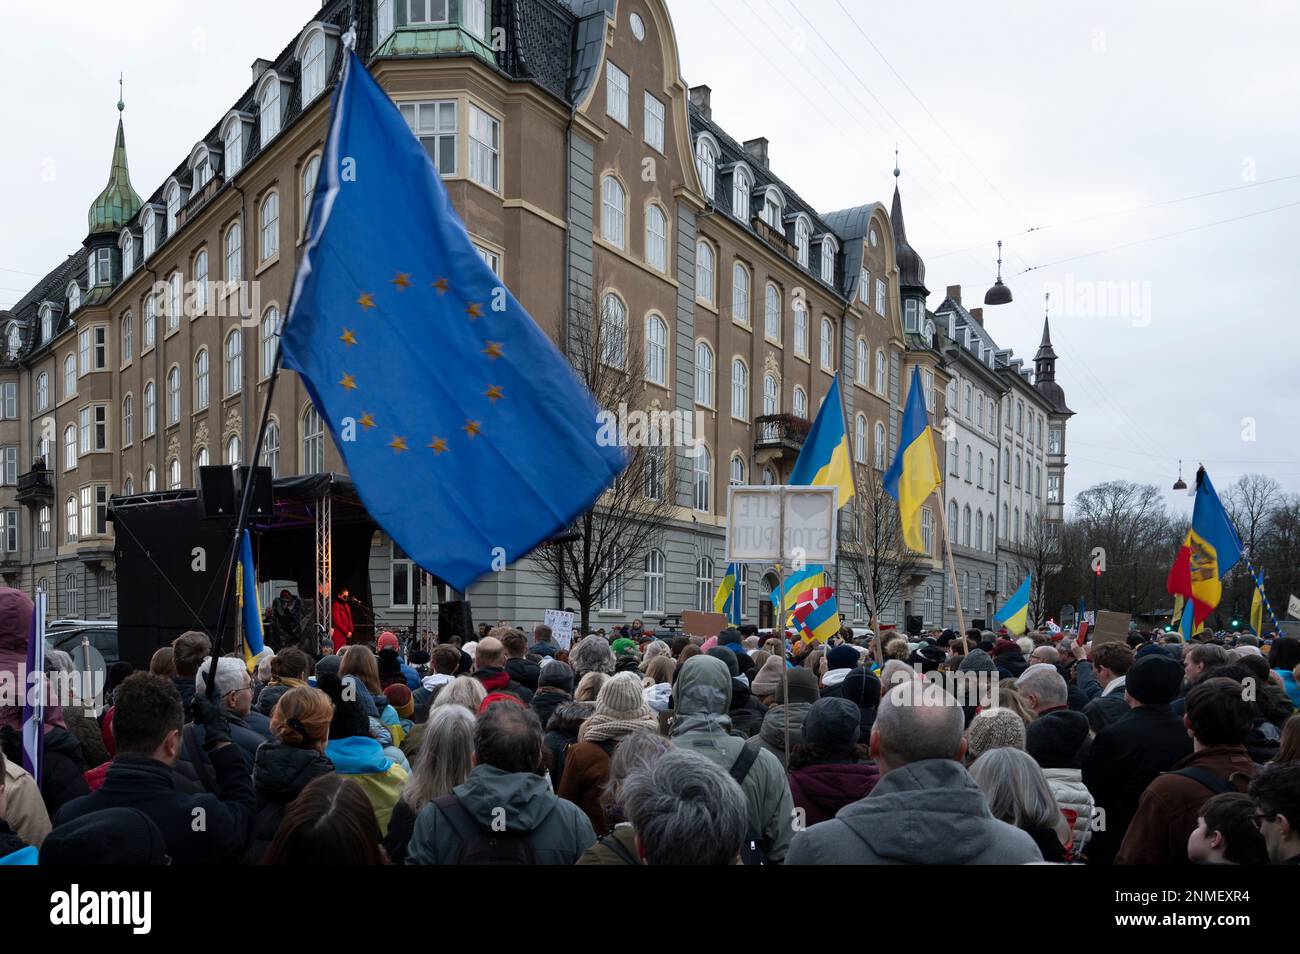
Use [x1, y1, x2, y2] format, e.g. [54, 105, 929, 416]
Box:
[2, 0, 1297, 516]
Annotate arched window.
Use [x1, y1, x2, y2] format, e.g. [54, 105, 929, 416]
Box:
[168, 457, 181, 490]
[224, 222, 242, 283]
[645, 204, 667, 271]
[1025, 510, 1032, 541]
[41, 304, 54, 342]
[874, 422, 886, 469]
[856, 339, 868, 384]
[762, 467, 775, 486]
[143, 381, 156, 436]
[260, 306, 279, 379]
[259, 191, 279, 262]
[964, 445, 971, 481]
[964, 384, 972, 418]
[5, 325, 19, 360]
[1002, 447, 1010, 482]
[63, 353, 76, 399]
[600, 293, 626, 369]
[695, 241, 714, 304]
[1014, 453, 1022, 489]
[793, 300, 807, 356]
[948, 499, 959, 539]
[820, 237, 837, 284]
[225, 329, 243, 395]
[975, 510, 984, 550]
[167, 272, 182, 331]
[66, 495, 78, 542]
[300, 31, 327, 102]
[122, 394, 134, 447]
[143, 291, 156, 348]
[764, 282, 780, 341]
[262, 420, 280, 477]
[854, 414, 867, 464]
[644, 314, 667, 385]
[731, 262, 749, 324]
[301, 406, 324, 474]
[1002, 502, 1009, 539]
[695, 341, 714, 406]
[695, 557, 715, 612]
[977, 452, 984, 487]
[643, 549, 665, 614]
[601, 175, 626, 248]
[1013, 507, 1021, 543]
[693, 445, 711, 512]
[987, 515, 995, 551]
[63, 425, 76, 471]
[224, 116, 244, 178]
[643, 445, 664, 501]
[301, 154, 321, 239]
[164, 181, 181, 235]
[36, 372, 48, 411]
[37, 507, 51, 549]
[729, 454, 745, 486]
[731, 165, 751, 221]
[260, 76, 281, 143]
[166, 366, 181, 424]
[793, 386, 807, 419]
[226, 435, 241, 466]
[762, 372, 778, 415]
[194, 348, 210, 410]
[144, 466, 156, 492]
[761, 188, 783, 229]
[820, 317, 834, 369]
[875, 349, 886, 393]
[962, 505, 972, 546]
[695, 136, 717, 199]
[795, 216, 811, 267]
[195, 446, 210, 472]
[730, 359, 748, 420]
[192, 252, 208, 317]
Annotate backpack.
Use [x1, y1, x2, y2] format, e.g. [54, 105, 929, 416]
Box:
[433, 794, 536, 865]
[1168, 767, 1248, 796]
[728, 740, 766, 865]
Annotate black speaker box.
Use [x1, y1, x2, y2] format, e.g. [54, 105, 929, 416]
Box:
[438, 600, 474, 643]
[198, 465, 274, 518]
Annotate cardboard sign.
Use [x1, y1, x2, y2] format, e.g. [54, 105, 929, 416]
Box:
[725, 486, 838, 564]
[681, 610, 729, 638]
[1092, 610, 1131, 646]
[544, 609, 574, 650]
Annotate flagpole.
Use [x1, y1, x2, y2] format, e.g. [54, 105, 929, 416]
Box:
[777, 560, 790, 769]
[935, 489, 969, 654]
[835, 372, 883, 667]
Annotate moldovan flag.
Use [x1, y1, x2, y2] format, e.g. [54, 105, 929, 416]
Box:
[789, 373, 854, 508]
[995, 574, 1031, 636]
[1166, 466, 1243, 627]
[883, 366, 941, 552]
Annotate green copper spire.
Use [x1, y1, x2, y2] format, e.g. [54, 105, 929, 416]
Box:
[88, 78, 142, 236]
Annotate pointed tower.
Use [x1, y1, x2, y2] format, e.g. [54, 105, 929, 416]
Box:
[1033, 294, 1069, 414]
[890, 157, 929, 334]
[88, 83, 142, 238]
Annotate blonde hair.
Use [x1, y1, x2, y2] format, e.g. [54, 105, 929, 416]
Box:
[576, 670, 608, 703]
[339, 645, 381, 695]
[270, 687, 333, 747]
[430, 675, 487, 714]
[642, 655, 675, 686]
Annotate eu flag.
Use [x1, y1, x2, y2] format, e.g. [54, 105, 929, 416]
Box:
[282, 51, 627, 591]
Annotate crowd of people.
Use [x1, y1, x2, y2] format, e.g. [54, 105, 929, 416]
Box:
[2, 583, 1299, 866]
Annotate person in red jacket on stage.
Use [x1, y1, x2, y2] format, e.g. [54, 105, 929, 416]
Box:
[331, 587, 354, 652]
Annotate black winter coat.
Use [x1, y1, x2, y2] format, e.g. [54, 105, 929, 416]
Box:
[55, 748, 257, 865]
[1081, 704, 1192, 865]
[1, 725, 88, 820]
[530, 687, 571, 730]
[506, 656, 542, 692]
[242, 742, 334, 864]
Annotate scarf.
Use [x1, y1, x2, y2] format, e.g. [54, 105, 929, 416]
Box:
[580, 712, 660, 744]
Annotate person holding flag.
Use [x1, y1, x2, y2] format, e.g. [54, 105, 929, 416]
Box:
[995, 574, 1032, 636]
[1166, 465, 1243, 630]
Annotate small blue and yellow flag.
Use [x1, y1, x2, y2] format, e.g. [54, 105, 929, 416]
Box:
[238, 529, 265, 672]
[792, 587, 840, 644]
[281, 50, 626, 591]
[789, 374, 854, 508]
[883, 366, 941, 552]
[770, 564, 827, 617]
[713, 562, 743, 626]
[995, 573, 1032, 636]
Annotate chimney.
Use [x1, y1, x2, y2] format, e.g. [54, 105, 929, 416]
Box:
[970, 307, 984, 325]
[946, 284, 962, 305]
[252, 58, 274, 83]
[743, 137, 769, 168]
[689, 85, 712, 122]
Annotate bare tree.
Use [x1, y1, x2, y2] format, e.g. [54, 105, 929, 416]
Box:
[1005, 510, 1060, 627]
[1066, 480, 1180, 616]
[838, 463, 929, 627]
[1223, 474, 1284, 622]
[534, 290, 676, 635]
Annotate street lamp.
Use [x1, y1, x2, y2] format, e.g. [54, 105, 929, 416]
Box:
[1172, 459, 1187, 491]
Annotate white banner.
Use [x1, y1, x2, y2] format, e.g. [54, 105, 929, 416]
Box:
[544, 609, 575, 650]
[1287, 593, 1300, 620]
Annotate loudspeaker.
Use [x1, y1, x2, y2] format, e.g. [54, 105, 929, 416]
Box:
[971, 618, 987, 631]
[198, 465, 274, 518]
[905, 614, 924, 635]
[438, 600, 474, 643]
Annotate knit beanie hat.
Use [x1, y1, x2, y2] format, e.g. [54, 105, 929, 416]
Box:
[538, 660, 575, 692]
[718, 628, 743, 647]
[774, 668, 820, 705]
[479, 692, 527, 714]
[966, 707, 1027, 761]
[958, 648, 998, 674]
[751, 655, 785, 698]
[383, 683, 414, 719]
[611, 637, 637, 657]
[993, 638, 1020, 657]
[803, 697, 861, 751]
[837, 668, 882, 710]
[706, 646, 740, 678]
[376, 631, 400, 651]
[1125, 653, 1184, 705]
[827, 644, 859, 671]
[1026, 709, 1091, 769]
[593, 671, 654, 722]
[571, 634, 615, 676]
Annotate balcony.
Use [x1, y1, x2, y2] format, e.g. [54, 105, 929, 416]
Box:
[754, 413, 810, 468]
[16, 462, 53, 505]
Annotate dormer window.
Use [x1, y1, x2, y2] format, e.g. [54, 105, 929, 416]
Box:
[904, 298, 921, 332]
[89, 247, 112, 287]
[222, 114, 246, 178]
[190, 144, 214, 193]
[408, 0, 450, 24]
[731, 165, 751, 221]
[142, 209, 156, 258]
[120, 228, 135, 276]
[820, 236, 837, 284]
[794, 215, 811, 267]
[67, 281, 81, 313]
[694, 135, 718, 200]
[40, 305, 52, 343]
[301, 32, 326, 102]
[164, 180, 182, 235]
[760, 187, 783, 229]
[259, 73, 282, 144]
[6, 325, 20, 361]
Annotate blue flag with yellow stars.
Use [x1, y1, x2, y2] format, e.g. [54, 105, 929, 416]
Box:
[281, 50, 628, 591]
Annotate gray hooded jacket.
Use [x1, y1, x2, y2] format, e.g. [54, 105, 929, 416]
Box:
[785, 758, 1044, 865]
[669, 655, 794, 862]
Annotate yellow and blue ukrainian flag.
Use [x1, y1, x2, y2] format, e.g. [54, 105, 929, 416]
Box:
[280, 50, 627, 591]
[789, 374, 854, 508]
[713, 562, 743, 625]
[883, 366, 941, 552]
[770, 563, 828, 619]
[995, 574, 1031, 636]
[792, 587, 840, 644]
[238, 529, 265, 672]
